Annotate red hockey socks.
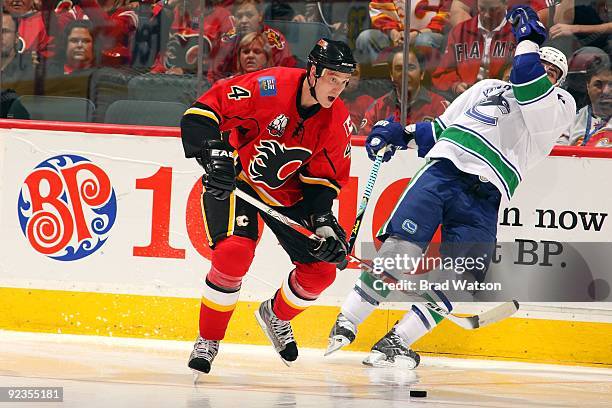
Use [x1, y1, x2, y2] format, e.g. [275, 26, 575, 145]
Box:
[199, 236, 256, 340]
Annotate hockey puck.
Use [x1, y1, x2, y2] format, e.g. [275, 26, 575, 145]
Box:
[409, 390, 427, 398]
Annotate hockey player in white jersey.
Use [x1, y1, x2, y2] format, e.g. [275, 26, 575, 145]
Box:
[325, 6, 576, 368]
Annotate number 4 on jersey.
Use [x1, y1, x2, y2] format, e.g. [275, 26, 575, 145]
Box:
[227, 86, 251, 101]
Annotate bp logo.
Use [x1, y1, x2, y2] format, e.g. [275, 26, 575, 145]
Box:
[17, 155, 117, 260]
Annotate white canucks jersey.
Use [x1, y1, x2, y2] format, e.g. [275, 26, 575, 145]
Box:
[424, 58, 575, 203]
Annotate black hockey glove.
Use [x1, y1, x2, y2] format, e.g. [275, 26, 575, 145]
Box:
[308, 212, 348, 264]
[198, 139, 236, 200]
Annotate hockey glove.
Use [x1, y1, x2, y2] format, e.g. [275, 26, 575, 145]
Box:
[365, 117, 414, 162]
[198, 139, 236, 200]
[308, 212, 348, 264]
[507, 5, 547, 46]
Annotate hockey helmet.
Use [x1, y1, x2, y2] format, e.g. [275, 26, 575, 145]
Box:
[539, 46, 568, 85]
[308, 38, 357, 77]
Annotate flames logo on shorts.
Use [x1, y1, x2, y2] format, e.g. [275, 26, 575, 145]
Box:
[264, 28, 285, 49]
[17, 155, 117, 261]
[248, 140, 311, 189]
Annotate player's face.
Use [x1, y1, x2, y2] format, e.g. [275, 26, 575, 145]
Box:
[234, 3, 262, 36]
[315, 69, 351, 108]
[239, 40, 268, 73]
[542, 61, 561, 85]
[66, 28, 94, 67]
[587, 70, 612, 117]
[477, 0, 507, 31]
[1, 14, 17, 58]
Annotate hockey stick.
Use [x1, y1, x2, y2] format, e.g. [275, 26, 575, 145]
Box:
[234, 187, 519, 329]
[337, 147, 387, 270]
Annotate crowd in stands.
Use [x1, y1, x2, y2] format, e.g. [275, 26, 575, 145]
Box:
[0, 0, 609, 145]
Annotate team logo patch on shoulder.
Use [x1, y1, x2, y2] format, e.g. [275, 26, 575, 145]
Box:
[258, 76, 277, 97]
[267, 114, 289, 137]
[264, 28, 285, 49]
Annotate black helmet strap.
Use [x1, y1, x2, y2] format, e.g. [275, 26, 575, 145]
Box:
[307, 62, 323, 103]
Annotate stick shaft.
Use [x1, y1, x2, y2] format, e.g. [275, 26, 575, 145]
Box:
[234, 187, 518, 330]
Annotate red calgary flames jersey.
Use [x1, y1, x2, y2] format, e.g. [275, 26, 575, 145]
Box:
[189, 67, 352, 207]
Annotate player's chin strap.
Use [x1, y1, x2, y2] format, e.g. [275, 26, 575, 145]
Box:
[307, 63, 323, 103]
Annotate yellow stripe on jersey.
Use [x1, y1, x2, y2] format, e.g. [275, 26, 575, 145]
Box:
[184, 107, 220, 124]
[298, 174, 340, 194]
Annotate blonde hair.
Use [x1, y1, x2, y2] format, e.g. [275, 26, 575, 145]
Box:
[236, 32, 272, 73]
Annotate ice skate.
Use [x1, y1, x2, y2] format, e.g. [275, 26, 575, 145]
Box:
[255, 299, 298, 366]
[324, 313, 357, 356]
[362, 327, 420, 369]
[188, 336, 219, 381]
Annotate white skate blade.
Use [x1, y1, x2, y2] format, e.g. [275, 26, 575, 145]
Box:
[324, 335, 350, 356]
[362, 351, 418, 369]
[191, 370, 201, 385]
[254, 309, 292, 367]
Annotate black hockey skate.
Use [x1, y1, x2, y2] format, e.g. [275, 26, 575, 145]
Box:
[188, 336, 219, 380]
[325, 313, 357, 356]
[255, 299, 298, 366]
[362, 327, 420, 369]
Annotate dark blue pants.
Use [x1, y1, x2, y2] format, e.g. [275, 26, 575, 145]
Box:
[378, 159, 502, 282]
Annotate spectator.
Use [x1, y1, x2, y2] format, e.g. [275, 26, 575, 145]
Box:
[361, 46, 448, 134]
[148, 0, 232, 74]
[449, 0, 549, 28]
[1, 11, 33, 117]
[4, 0, 53, 59]
[1, 11, 35, 88]
[354, 0, 451, 64]
[207, 0, 296, 83]
[236, 32, 272, 74]
[550, 0, 611, 55]
[49, 20, 96, 75]
[559, 57, 611, 146]
[53, 0, 88, 34]
[341, 63, 374, 132]
[565, 46, 610, 109]
[74, 0, 138, 66]
[431, 0, 515, 98]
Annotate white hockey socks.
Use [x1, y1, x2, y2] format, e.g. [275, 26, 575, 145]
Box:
[341, 288, 378, 326]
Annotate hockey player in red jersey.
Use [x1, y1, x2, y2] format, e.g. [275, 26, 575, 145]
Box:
[181, 38, 356, 375]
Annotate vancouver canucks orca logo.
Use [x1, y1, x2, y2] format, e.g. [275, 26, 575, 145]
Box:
[248, 140, 311, 189]
[466, 90, 510, 126]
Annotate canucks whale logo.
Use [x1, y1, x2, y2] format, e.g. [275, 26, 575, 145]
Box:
[17, 155, 117, 261]
[466, 89, 510, 126]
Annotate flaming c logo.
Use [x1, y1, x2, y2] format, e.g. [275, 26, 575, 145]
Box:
[17, 155, 117, 261]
